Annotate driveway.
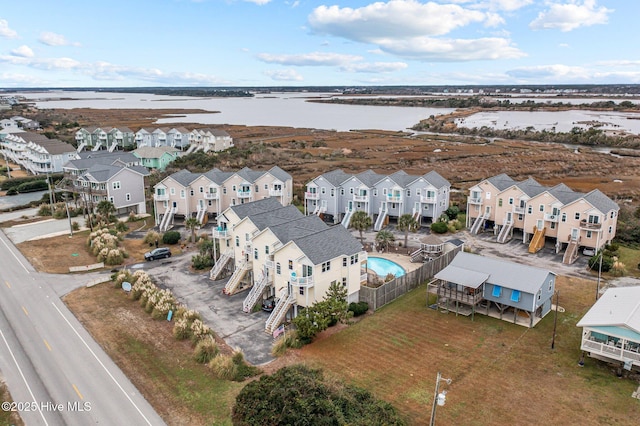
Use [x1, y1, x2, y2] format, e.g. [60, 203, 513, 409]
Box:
[134, 253, 276, 365]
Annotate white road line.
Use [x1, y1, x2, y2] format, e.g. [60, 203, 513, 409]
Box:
[0, 328, 49, 426]
[51, 302, 153, 426]
[0, 235, 29, 274]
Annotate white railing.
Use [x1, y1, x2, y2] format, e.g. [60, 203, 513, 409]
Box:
[420, 195, 436, 203]
[353, 194, 368, 202]
[92, 141, 102, 151]
[374, 205, 388, 231]
[290, 274, 314, 287]
[196, 207, 207, 224]
[360, 273, 367, 283]
[581, 339, 640, 363]
[265, 289, 295, 334]
[544, 213, 559, 222]
[387, 193, 402, 202]
[497, 219, 513, 243]
[269, 189, 283, 197]
[204, 192, 219, 199]
[468, 197, 482, 205]
[213, 228, 230, 239]
[341, 208, 353, 228]
[159, 206, 176, 232]
[470, 211, 489, 235]
[237, 190, 252, 198]
[305, 191, 320, 200]
[223, 261, 251, 295]
[210, 249, 233, 280]
[154, 193, 169, 201]
[76, 141, 87, 152]
[243, 272, 270, 313]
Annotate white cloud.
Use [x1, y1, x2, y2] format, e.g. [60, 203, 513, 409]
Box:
[506, 64, 590, 79]
[257, 52, 363, 66]
[263, 69, 304, 81]
[340, 62, 408, 73]
[39, 31, 81, 47]
[529, 0, 612, 32]
[375, 36, 525, 61]
[309, 1, 488, 39]
[11, 45, 34, 58]
[0, 19, 18, 38]
[476, 0, 534, 12]
[0, 55, 80, 70]
[308, 1, 524, 61]
[0, 72, 48, 86]
[244, 0, 271, 4]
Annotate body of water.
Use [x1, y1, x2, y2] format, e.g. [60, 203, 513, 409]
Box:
[0, 190, 48, 210]
[367, 257, 406, 278]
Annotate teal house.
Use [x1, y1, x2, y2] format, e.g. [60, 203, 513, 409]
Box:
[132, 146, 180, 171]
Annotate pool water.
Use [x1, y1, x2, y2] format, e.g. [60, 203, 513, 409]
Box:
[366, 257, 406, 278]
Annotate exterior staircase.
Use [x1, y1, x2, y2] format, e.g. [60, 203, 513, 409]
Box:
[410, 248, 423, 263]
[108, 141, 118, 152]
[528, 226, 546, 254]
[196, 206, 207, 225]
[497, 220, 513, 243]
[185, 144, 200, 154]
[92, 141, 102, 151]
[210, 249, 233, 280]
[242, 271, 270, 313]
[158, 206, 176, 232]
[470, 212, 489, 235]
[563, 239, 580, 264]
[265, 289, 295, 334]
[76, 141, 87, 152]
[341, 207, 354, 228]
[374, 205, 388, 231]
[223, 260, 251, 295]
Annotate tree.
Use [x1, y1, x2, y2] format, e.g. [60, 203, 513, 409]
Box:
[322, 281, 351, 326]
[95, 200, 116, 224]
[185, 217, 200, 242]
[397, 213, 418, 248]
[375, 229, 395, 252]
[349, 210, 372, 243]
[444, 205, 460, 220]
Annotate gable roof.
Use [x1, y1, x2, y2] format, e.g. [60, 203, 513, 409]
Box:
[265, 215, 329, 243]
[246, 205, 303, 231]
[577, 286, 640, 335]
[439, 252, 555, 294]
[355, 170, 385, 187]
[422, 170, 450, 189]
[267, 165, 292, 183]
[133, 146, 179, 159]
[582, 189, 619, 213]
[290, 224, 363, 265]
[486, 173, 517, 191]
[316, 169, 351, 187]
[166, 169, 200, 186]
[66, 151, 140, 170]
[228, 197, 282, 220]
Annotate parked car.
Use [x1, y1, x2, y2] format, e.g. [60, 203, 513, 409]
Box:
[145, 247, 172, 261]
[262, 297, 275, 312]
[583, 248, 596, 256]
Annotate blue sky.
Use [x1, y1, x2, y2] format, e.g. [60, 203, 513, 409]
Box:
[0, 0, 637, 87]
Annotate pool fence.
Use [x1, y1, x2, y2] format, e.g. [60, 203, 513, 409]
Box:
[359, 246, 462, 311]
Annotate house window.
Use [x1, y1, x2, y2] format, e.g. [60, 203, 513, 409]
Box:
[264, 184, 268, 190]
[342, 277, 347, 287]
[321, 187, 326, 194]
[232, 185, 236, 191]
[340, 188, 345, 195]
[485, 191, 491, 200]
[199, 186, 203, 193]
[539, 204, 544, 212]
[550, 222, 556, 230]
[350, 254, 359, 265]
[527, 205, 532, 214]
[254, 248, 258, 260]
[331, 188, 335, 197]
[492, 285, 502, 298]
[549, 279, 553, 292]
[276, 263, 281, 275]
[299, 287, 305, 296]
[575, 212, 580, 220]
[288, 260, 293, 270]
[126, 193, 131, 201]
[518, 214, 524, 221]
[223, 187, 227, 194]
[537, 290, 541, 300]
[190, 189, 194, 196]
[383, 188, 387, 195]
[416, 189, 421, 196]
[112, 181, 121, 190]
[609, 226, 613, 234]
[255, 185, 259, 193]
[498, 198, 503, 207]
[561, 213, 566, 222]
[508, 198, 514, 205]
[349, 188, 354, 194]
[611, 211, 616, 219]
[322, 261, 331, 272]
[245, 233, 250, 241]
[343, 257, 347, 267]
[265, 245, 269, 255]
[586, 231, 592, 238]
[406, 190, 411, 197]
[373, 189, 378, 197]
[232, 199, 236, 205]
[510, 290, 521, 302]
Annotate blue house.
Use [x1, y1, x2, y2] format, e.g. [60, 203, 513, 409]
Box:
[432, 252, 556, 327]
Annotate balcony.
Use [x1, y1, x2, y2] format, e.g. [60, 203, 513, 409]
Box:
[420, 195, 437, 203]
[269, 189, 283, 197]
[360, 273, 368, 283]
[305, 191, 320, 200]
[386, 193, 403, 203]
[431, 285, 484, 306]
[580, 220, 602, 230]
[513, 206, 525, 214]
[468, 197, 482, 205]
[204, 192, 219, 200]
[290, 273, 314, 287]
[237, 190, 252, 199]
[353, 194, 369, 202]
[154, 193, 169, 201]
[581, 338, 640, 364]
[213, 228, 230, 239]
[544, 213, 560, 222]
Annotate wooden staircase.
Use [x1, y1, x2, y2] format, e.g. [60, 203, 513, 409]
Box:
[223, 260, 251, 295]
[243, 271, 270, 313]
[563, 239, 580, 264]
[210, 249, 233, 281]
[528, 226, 546, 254]
[265, 289, 295, 334]
[497, 220, 513, 243]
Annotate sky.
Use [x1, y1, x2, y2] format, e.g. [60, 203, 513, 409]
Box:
[0, 0, 638, 88]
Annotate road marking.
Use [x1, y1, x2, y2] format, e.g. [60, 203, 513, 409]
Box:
[22, 306, 29, 316]
[0, 235, 29, 273]
[72, 383, 84, 400]
[0, 328, 49, 426]
[52, 302, 154, 425]
[43, 339, 52, 351]
[4, 281, 10, 289]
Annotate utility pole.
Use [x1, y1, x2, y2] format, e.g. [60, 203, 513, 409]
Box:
[429, 372, 452, 426]
[596, 251, 603, 301]
[551, 290, 560, 349]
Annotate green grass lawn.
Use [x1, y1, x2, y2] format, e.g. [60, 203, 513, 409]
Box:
[616, 245, 640, 278]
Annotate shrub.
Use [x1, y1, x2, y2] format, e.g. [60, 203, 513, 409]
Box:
[163, 230, 181, 245]
[16, 180, 48, 193]
[431, 221, 448, 234]
[193, 338, 218, 363]
[144, 230, 161, 245]
[272, 329, 303, 357]
[190, 318, 212, 343]
[115, 221, 128, 233]
[173, 318, 191, 340]
[38, 204, 52, 216]
[209, 354, 237, 380]
[348, 301, 369, 317]
[72, 221, 80, 231]
[191, 254, 214, 270]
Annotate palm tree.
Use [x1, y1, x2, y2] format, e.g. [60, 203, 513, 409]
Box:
[375, 230, 395, 252]
[350, 210, 372, 243]
[397, 213, 419, 248]
[185, 217, 200, 243]
[95, 200, 116, 224]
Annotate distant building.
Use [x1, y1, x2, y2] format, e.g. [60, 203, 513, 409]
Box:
[0, 131, 76, 175]
[75, 126, 135, 152]
[132, 146, 180, 171]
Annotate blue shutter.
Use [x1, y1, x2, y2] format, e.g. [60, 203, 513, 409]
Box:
[492, 285, 502, 298]
[510, 290, 521, 302]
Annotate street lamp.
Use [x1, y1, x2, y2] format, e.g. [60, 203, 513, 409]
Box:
[429, 372, 452, 426]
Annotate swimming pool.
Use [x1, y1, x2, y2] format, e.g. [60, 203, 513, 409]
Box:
[366, 257, 406, 278]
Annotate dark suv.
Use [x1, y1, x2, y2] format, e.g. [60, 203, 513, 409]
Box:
[144, 247, 172, 261]
[261, 297, 275, 312]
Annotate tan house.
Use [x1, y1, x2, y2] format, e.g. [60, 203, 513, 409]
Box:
[467, 174, 618, 264]
[153, 166, 292, 231]
[210, 198, 366, 333]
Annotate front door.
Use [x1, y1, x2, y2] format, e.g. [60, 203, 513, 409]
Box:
[571, 228, 579, 240]
[537, 219, 544, 229]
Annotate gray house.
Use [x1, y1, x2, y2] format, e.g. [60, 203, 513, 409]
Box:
[432, 252, 556, 327]
[304, 169, 450, 230]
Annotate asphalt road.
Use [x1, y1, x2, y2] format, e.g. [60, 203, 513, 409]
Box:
[0, 229, 166, 426]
